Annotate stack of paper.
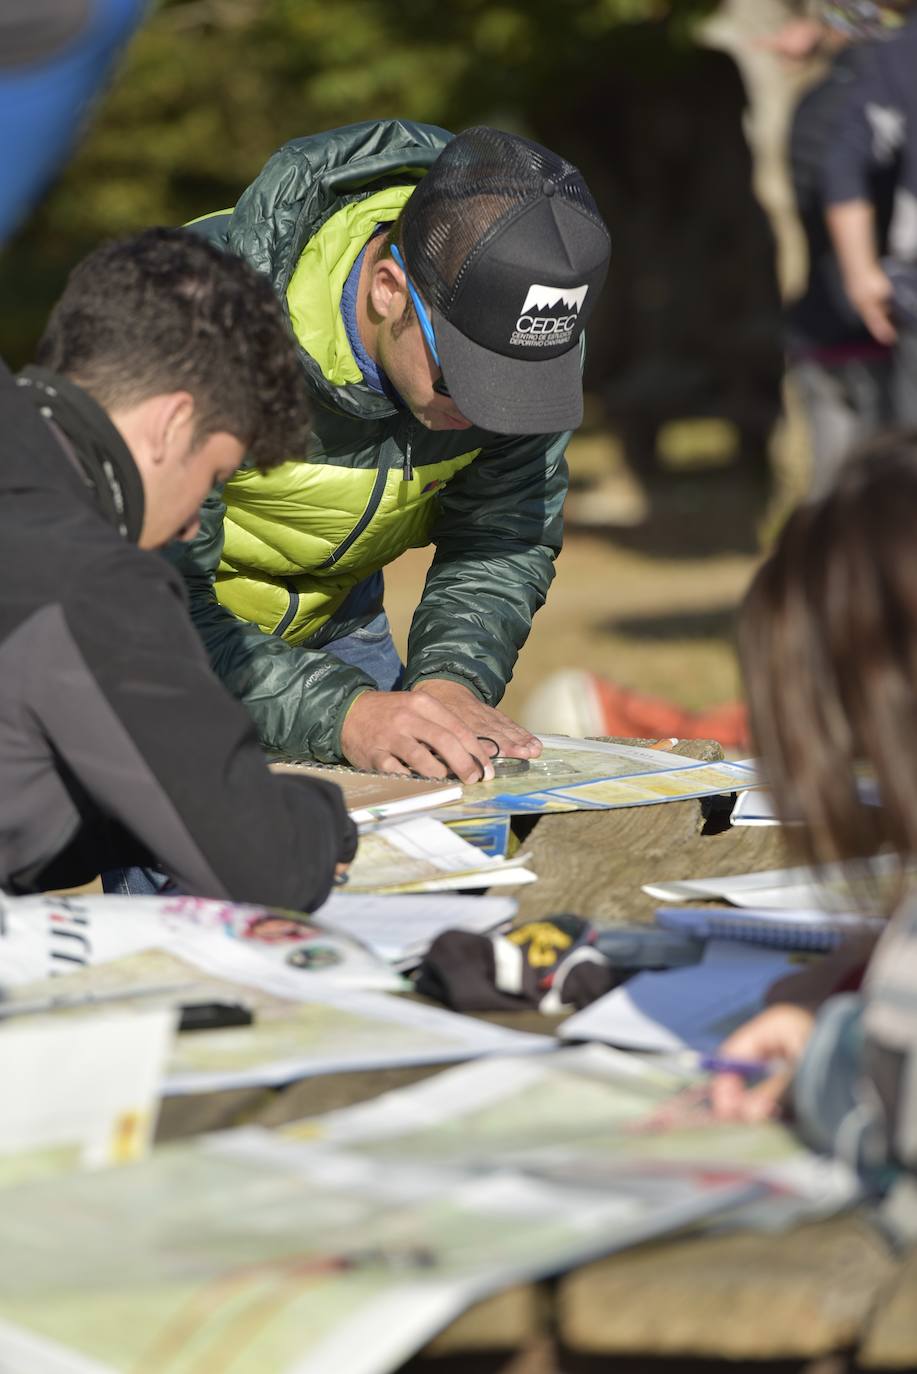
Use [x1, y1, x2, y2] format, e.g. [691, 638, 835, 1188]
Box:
[0, 891, 405, 995]
[4, 946, 553, 1095]
[269, 758, 462, 824]
[345, 816, 536, 892]
[644, 853, 910, 912]
[315, 891, 517, 968]
[730, 774, 879, 827]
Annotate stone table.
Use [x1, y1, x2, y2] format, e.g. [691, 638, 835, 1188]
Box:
[156, 740, 916, 1372]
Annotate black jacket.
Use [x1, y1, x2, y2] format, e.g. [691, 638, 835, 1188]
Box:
[0, 362, 356, 907]
[822, 16, 917, 265]
[787, 45, 898, 351]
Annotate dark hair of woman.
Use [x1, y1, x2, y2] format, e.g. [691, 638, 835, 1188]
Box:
[739, 432, 917, 908]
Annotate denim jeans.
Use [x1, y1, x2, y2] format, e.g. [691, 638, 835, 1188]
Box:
[101, 598, 403, 897]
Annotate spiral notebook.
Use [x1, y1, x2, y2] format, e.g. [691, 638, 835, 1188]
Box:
[268, 760, 462, 825]
[655, 904, 884, 952]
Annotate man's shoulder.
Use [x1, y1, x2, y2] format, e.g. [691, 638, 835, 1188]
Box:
[223, 122, 451, 283]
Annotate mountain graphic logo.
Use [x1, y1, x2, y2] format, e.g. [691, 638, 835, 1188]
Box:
[519, 283, 589, 316]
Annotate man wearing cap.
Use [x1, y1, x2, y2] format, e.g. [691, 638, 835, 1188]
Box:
[177, 121, 611, 784]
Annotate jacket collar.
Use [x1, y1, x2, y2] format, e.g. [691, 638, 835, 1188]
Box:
[17, 367, 145, 543]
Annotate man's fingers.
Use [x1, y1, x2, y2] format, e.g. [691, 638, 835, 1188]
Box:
[490, 723, 541, 758]
[375, 728, 492, 785]
[342, 691, 494, 782]
[468, 711, 541, 758]
[404, 724, 492, 783]
[864, 303, 897, 345]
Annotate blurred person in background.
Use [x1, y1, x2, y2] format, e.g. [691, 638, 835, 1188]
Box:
[174, 122, 610, 786]
[821, 3, 917, 438]
[767, 1, 912, 496]
[529, 6, 783, 500]
[0, 229, 355, 910]
[712, 433, 917, 1244]
[0, 0, 145, 245]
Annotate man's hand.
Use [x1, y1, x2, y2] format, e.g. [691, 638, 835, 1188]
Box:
[827, 202, 897, 344]
[755, 18, 827, 62]
[412, 679, 542, 761]
[845, 261, 897, 344]
[710, 1003, 815, 1124]
[340, 688, 497, 783]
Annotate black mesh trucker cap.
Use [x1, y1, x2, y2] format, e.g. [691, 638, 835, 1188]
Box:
[401, 126, 611, 434]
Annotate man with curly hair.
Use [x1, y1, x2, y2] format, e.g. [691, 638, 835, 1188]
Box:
[0, 228, 356, 908]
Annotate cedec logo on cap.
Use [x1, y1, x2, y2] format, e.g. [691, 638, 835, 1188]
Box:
[511, 282, 589, 348]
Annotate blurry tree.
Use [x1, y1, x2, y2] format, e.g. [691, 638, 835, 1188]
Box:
[0, 0, 719, 359]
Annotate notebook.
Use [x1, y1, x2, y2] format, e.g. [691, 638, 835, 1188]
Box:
[655, 904, 884, 952]
[560, 940, 797, 1053]
[268, 760, 462, 824]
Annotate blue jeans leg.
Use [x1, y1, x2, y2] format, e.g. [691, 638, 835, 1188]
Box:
[321, 609, 404, 691]
[102, 866, 178, 896]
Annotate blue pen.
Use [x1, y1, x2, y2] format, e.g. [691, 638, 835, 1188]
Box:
[697, 1053, 786, 1079]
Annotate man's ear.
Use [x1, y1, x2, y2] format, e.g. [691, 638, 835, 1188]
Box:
[368, 255, 408, 323]
[152, 391, 195, 464]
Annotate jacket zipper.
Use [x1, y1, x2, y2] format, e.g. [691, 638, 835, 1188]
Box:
[273, 587, 301, 638]
[314, 431, 405, 573]
[403, 421, 414, 483]
[275, 421, 413, 636]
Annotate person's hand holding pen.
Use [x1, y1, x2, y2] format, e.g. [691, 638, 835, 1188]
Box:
[709, 1003, 816, 1123]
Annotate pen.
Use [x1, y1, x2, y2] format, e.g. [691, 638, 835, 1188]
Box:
[696, 1053, 789, 1080]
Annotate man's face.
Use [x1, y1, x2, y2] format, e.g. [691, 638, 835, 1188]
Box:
[374, 286, 474, 433]
[139, 428, 243, 549]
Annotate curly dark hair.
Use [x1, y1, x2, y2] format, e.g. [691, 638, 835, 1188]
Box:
[35, 227, 310, 470]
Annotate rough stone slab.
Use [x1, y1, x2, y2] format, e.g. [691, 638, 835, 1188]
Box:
[858, 1245, 917, 1367]
[400, 1335, 556, 1373]
[557, 1218, 897, 1360]
[156, 1062, 449, 1142]
[510, 739, 791, 923]
[420, 1286, 550, 1355]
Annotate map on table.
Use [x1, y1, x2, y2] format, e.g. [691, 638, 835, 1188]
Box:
[0, 1047, 853, 1374]
[434, 736, 759, 820]
[4, 947, 552, 1096]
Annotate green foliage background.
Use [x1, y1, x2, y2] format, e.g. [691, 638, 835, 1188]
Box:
[0, 0, 717, 363]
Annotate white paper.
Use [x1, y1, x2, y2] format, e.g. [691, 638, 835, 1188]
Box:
[731, 775, 879, 828]
[0, 892, 404, 995]
[0, 1118, 766, 1374]
[559, 941, 796, 1053]
[346, 816, 536, 893]
[163, 984, 556, 1095]
[643, 851, 911, 912]
[314, 892, 517, 967]
[0, 1005, 174, 1184]
[730, 789, 781, 826]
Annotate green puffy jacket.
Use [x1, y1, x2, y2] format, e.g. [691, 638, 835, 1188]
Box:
[173, 119, 570, 763]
